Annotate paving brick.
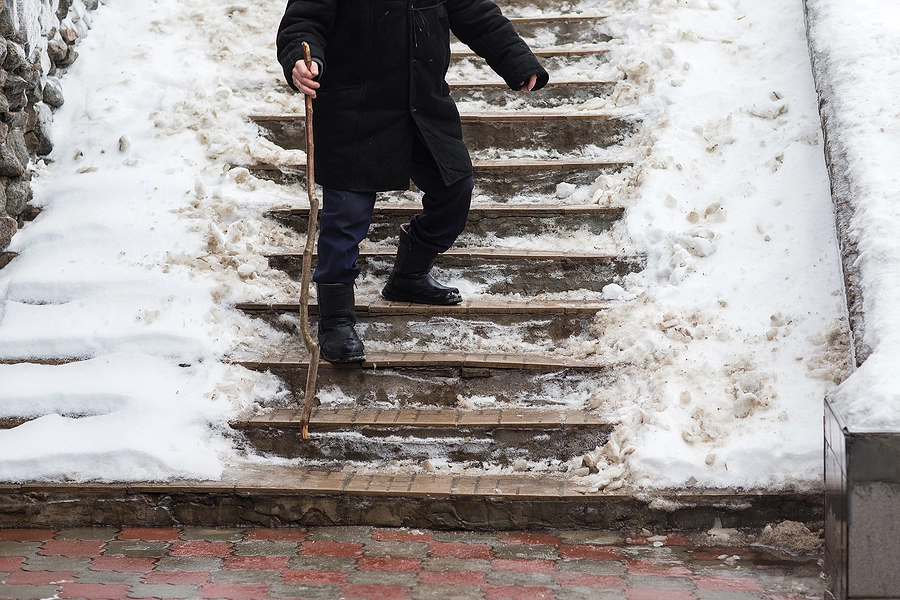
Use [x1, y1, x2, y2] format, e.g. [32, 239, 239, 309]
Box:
[244, 528, 308, 542]
[282, 569, 348, 584]
[555, 588, 627, 600]
[307, 527, 372, 542]
[155, 556, 224, 572]
[431, 531, 498, 544]
[233, 541, 299, 556]
[0, 541, 41, 557]
[224, 555, 290, 570]
[429, 541, 492, 559]
[169, 540, 233, 558]
[55, 528, 119, 542]
[104, 540, 170, 558]
[40, 539, 105, 557]
[497, 533, 560, 547]
[422, 557, 492, 572]
[6, 570, 75, 584]
[118, 528, 181, 542]
[301, 540, 364, 558]
[142, 570, 211, 585]
[492, 558, 555, 573]
[73, 570, 146, 585]
[418, 571, 486, 585]
[347, 570, 418, 586]
[556, 559, 626, 576]
[695, 576, 765, 592]
[359, 557, 422, 572]
[288, 556, 359, 571]
[0, 555, 25, 570]
[559, 544, 625, 560]
[371, 529, 434, 543]
[411, 584, 483, 600]
[0, 529, 55, 542]
[493, 544, 558, 560]
[341, 583, 412, 599]
[694, 593, 766, 600]
[127, 583, 201, 598]
[58, 582, 130, 599]
[364, 541, 430, 558]
[268, 582, 343, 599]
[0, 583, 61, 599]
[483, 584, 554, 599]
[557, 531, 627, 546]
[209, 568, 286, 585]
[626, 559, 693, 577]
[199, 582, 270, 599]
[180, 528, 244, 542]
[487, 570, 556, 587]
[556, 573, 626, 588]
[625, 573, 695, 590]
[625, 590, 697, 600]
[90, 556, 157, 572]
[23, 555, 91, 572]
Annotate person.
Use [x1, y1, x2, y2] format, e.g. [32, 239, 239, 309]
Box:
[277, 0, 549, 364]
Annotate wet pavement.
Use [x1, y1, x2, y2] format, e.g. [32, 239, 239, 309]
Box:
[0, 527, 823, 599]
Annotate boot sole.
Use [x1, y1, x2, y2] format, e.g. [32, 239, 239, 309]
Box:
[381, 288, 463, 306]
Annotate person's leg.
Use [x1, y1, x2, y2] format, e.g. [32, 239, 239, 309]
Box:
[314, 188, 375, 363]
[381, 136, 472, 305]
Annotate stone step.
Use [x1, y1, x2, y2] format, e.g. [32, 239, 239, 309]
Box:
[0, 465, 824, 530]
[237, 297, 612, 344]
[230, 408, 613, 464]
[269, 203, 624, 242]
[266, 249, 645, 294]
[450, 15, 612, 47]
[450, 80, 617, 108]
[249, 158, 631, 199]
[252, 111, 637, 153]
[235, 352, 616, 408]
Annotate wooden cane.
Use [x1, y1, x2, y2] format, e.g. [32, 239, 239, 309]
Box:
[298, 42, 320, 440]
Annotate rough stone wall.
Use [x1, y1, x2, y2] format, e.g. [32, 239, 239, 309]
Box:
[0, 0, 97, 254]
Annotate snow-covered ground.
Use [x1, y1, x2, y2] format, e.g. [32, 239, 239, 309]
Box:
[0, 0, 849, 488]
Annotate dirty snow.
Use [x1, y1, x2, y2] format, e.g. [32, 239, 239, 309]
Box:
[0, 0, 850, 488]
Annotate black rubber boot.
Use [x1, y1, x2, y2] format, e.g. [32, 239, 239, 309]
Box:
[316, 283, 365, 364]
[381, 225, 463, 305]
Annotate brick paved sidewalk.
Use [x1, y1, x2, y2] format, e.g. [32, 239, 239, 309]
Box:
[0, 527, 822, 599]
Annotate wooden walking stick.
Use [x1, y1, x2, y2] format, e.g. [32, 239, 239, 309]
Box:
[298, 41, 320, 440]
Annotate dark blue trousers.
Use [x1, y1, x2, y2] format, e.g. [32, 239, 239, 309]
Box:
[313, 135, 473, 284]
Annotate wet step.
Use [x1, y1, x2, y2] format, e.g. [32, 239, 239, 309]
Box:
[450, 80, 617, 108]
[231, 408, 614, 464]
[269, 203, 625, 242]
[252, 112, 636, 154]
[236, 298, 613, 344]
[234, 352, 617, 408]
[249, 158, 632, 199]
[266, 248, 645, 294]
[452, 15, 612, 46]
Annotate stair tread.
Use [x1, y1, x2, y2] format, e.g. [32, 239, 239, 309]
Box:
[252, 111, 626, 122]
[269, 248, 635, 260]
[270, 203, 625, 217]
[235, 297, 614, 315]
[235, 351, 610, 370]
[449, 79, 617, 88]
[235, 407, 610, 428]
[249, 158, 633, 172]
[453, 45, 608, 58]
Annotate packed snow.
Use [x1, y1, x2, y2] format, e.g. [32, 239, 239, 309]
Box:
[0, 0, 851, 488]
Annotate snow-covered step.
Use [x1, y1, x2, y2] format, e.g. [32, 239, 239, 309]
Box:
[252, 111, 637, 153]
[234, 352, 616, 408]
[266, 248, 645, 294]
[453, 45, 609, 60]
[450, 80, 617, 108]
[230, 408, 613, 464]
[269, 203, 625, 242]
[452, 15, 612, 47]
[249, 158, 632, 199]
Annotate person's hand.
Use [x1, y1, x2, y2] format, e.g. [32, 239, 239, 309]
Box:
[292, 59, 320, 97]
[519, 74, 537, 91]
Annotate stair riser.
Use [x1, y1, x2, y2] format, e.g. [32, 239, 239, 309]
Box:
[453, 22, 612, 46]
[451, 82, 615, 108]
[273, 213, 619, 243]
[255, 117, 635, 154]
[249, 365, 612, 408]
[234, 426, 610, 464]
[268, 255, 643, 294]
[250, 163, 629, 199]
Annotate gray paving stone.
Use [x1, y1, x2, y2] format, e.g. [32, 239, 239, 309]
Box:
[55, 528, 119, 541]
[74, 570, 145, 585]
[23, 556, 91, 571]
[210, 568, 285, 585]
[288, 556, 358, 571]
[486, 571, 556, 587]
[422, 557, 492, 572]
[557, 559, 626, 576]
[127, 583, 201, 598]
[233, 541, 299, 556]
[554, 588, 627, 600]
[0, 541, 41, 557]
[557, 531, 626, 546]
[347, 570, 419, 586]
[155, 556, 223, 572]
[0, 584, 60, 599]
[492, 543, 558, 560]
[268, 583, 343, 599]
[694, 592, 766, 600]
[104, 540, 170, 558]
[411, 584, 483, 600]
[624, 574, 695, 589]
[363, 541, 430, 558]
[306, 526, 371, 542]
[431, 531, 498, 544]
[178, 528, 243, 542]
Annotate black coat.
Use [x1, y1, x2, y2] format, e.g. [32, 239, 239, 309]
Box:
[277, 0, 549, 192]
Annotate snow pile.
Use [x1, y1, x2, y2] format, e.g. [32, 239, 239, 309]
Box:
[806, 0, 900, 432]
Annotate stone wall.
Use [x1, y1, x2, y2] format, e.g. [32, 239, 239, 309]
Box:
[0, 0, 97, 254]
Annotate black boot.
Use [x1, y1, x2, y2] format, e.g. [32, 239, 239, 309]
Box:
[381, 225, 462, 305]
[316, 283, 365, 364]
